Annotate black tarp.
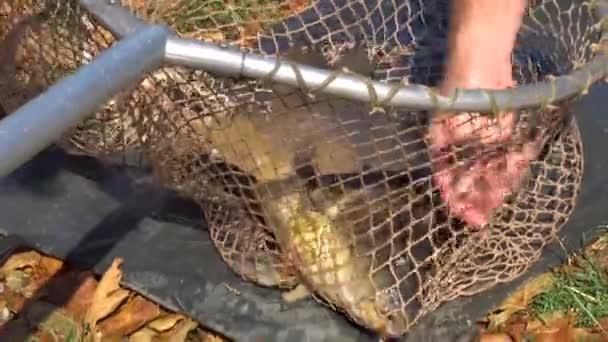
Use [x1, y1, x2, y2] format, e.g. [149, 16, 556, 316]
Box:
[0, 84, 606, 341]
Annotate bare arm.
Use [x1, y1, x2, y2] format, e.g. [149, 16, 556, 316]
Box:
[431, 0, 531, 228]
[443, 0, 527, 90]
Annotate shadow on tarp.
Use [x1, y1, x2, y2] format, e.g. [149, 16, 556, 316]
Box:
[0, 84, 606, 341]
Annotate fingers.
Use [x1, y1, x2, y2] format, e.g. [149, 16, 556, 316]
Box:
[430, 111, 516, 148]
[432, 138, 540, 228]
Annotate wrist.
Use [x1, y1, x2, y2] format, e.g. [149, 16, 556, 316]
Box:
[447, 0, 527, 64]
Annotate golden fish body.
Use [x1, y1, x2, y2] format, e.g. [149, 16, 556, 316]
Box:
[262, 187, 407, 336]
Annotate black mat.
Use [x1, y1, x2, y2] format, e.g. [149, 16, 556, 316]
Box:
[0, 84, 606, 341]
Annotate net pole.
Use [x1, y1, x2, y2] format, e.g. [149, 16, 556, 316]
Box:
[0, 25, 170, 178]
[164, 35, 608, 112]
[78, 0, 607, 112]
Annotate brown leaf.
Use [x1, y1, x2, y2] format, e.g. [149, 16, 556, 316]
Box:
[147, 314, 184, 332]
[200, 331, 224, 342]
[5, 286, 26, 313]
[180, 30, 225, 42]
[162, 318, 198, 342]
[129, 326, 159, 342]
[30, 329, 56, 342]
[39, 256, 64, 277]
[98, 295, 161, 337]
[44, 271, 98, 321]
[84, 258, 130, 342]
[505, 319, 527, 342]
[572, 328, 606, 342]
[5, 270, 30, 293]
[25, 301, 82, 341]
[0, 306, 12, 323]
[487, 273, 554, 328]
[0, 251, 41, 276]
[287, 0, 309, 13]
[479, 333, 513, 342]
[527, 312, 577, 342]
[21, 271, 56, 299]
[599, 318, 608, 333]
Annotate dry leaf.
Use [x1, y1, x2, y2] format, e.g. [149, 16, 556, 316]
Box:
[288, 0, 309, 13]
[487, 273, 554, 328]
[98, 295, 161, 337]
[479, 333, 513, 342]
[182, 30, 225, 42]
[5, 290, 26, 313]
[29, 329, 56, 342]
[163, 318, 198, 342]
[0, 251, 41, 276]
[5, 270, 29, 293]
[200, 331, 224, 342]
[129, 327, 158, 342]
[25, 301, 82, 341]
[21, 269, 57, 298]
[237, 19, 261, 47]
[526, 312, 579, 342]
[84, 258, 130, 342]
[0, 307, 12, 322]
[599, 318, 608, 333]
[44, 271, 98, 321]
[504, 318, 527, 342]
[39, 256, 64, 277]
[147, 314, 184, 332]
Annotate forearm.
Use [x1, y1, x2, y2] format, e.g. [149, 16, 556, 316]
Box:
[444, 0, 527, 88]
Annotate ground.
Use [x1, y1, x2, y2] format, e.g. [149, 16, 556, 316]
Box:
[0, 251, 224, 341]
[477, 232, 608, 342]
[0, 233, 607, 341]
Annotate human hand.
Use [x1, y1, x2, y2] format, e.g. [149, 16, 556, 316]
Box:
[429, 0, 536, 228]
[430, 56, 541, 228]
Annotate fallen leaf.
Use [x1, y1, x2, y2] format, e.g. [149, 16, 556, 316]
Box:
[44, 271, 98, 321]
[147, 314, 184, 332]
[0, 307, 11, 322]
[479, 333, 513, 342]
[38, 256, 64, 277]
[505, 319, 527, 342]
[129, 326, 158, 342]
[526, 311, 577, 342]
[84, 258, 130, 342]
[5, 270, 30, 292]
[572, 329, 606, 342]
[28, 329, 56, 342]
[288, 0, 309, 13]
[182, 30, 225, 42]
[5, 286, 27, 313]
[0, 251, 41, 276]
[487, 273, 554, 328]
[199, 330, 224, 342]
[163, 317, 197, 342]
[24, 300, 82, 341]
[599, 318, 608, 332]
[98, 295, 161, 337]
[237, 19, 261, 48]
[21, 272, 55, 299]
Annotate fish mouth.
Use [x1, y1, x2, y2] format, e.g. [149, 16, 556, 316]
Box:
[348, 298, 408, 338]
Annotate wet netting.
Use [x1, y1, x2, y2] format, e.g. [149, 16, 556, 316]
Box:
[1, 0, 605, 337]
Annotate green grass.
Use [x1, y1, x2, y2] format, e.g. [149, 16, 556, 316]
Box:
[529, 254, 608, 329]
[123, 0, 299, 41]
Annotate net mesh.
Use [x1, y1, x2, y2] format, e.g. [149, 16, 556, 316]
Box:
[0, 0, 603, 337]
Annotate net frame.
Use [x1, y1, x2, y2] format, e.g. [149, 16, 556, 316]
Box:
[83, 0, 608, 114]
